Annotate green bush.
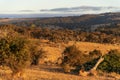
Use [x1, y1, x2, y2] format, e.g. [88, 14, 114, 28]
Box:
[0, 37, 30, 73]
[98, 50, 120, 74]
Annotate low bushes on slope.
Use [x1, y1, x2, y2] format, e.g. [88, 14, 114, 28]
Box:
[62, 45, 101, 72]
[98, 50, 120, 74]
[62, 45, 120, 74]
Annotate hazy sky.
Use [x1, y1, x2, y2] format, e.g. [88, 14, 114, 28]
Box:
[0, 0, 120, 14]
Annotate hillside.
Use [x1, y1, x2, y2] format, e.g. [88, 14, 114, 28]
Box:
[0, 13, 120, 80]
[0, 0, 120, 79]
[7, 12, 120, 31]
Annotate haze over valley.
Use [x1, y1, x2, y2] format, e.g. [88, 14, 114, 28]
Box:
[0, 6, 120, 18]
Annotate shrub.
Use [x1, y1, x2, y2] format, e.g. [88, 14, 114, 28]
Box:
[98, 50, 120, 74]
[62, 45, 89, 66]
[83, 50, 102, 71]
[62, 46, 102, 72]
[0, 36, 30, 73]
[62, 45, 93, 73]
[27, 39, 46, 65]
[30, 46, 45, 65]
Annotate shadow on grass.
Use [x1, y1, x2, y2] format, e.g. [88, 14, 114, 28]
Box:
[38, 65, 79, 75]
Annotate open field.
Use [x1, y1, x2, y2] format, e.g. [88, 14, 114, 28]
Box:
[25, 65, 117, 80]
[39, 41, 120, 63]
[0, 18, 36, 24]
[0, 65, 118, 80]
[68, 42, 120, 54]
[0, 41, 120, 80]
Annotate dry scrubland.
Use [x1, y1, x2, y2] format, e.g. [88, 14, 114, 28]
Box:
[0, 25, 120, 80]
[0, 40, 120, 80]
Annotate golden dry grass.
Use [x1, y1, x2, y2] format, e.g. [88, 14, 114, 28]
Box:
[0, 65, 118, 80]
[0, 41, 120, 80]
[39, 41, 120, 63]
[24, 65, 116, 80]
[41, 46, 62, 63]
[68, 41, 120, 55]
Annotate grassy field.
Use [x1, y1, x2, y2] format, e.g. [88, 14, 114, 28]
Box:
[0, 65, 118, 80]
[0, 41, 120, 80]
[25, 65, 117, 80]
[39, 41, 120, 63]
[68, 41, 120, 54]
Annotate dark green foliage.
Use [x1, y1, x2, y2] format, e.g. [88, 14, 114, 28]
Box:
[0, 37, 30, 73]
[98, 50, 120, 74]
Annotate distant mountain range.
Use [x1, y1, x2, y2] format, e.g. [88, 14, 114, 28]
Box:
[0, 6, 120, 18]
[41, 6, 120, 13]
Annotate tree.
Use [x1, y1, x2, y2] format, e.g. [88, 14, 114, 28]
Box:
[0, 36, 30, 74]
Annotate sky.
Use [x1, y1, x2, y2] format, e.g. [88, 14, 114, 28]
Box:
[0, 0, 120, 14]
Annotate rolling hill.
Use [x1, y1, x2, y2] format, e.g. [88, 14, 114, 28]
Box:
[3, 12, 119, 31]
